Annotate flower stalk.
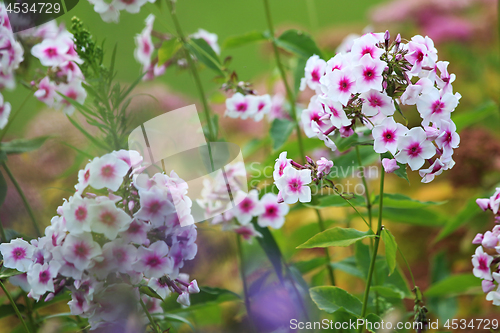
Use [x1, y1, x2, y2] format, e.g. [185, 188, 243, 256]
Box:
[0, 280, 32, 333]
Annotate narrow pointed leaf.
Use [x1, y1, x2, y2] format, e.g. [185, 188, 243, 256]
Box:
[276, 29, 322, 58]
[223, 31, 268, 49]
[1, 136, 51, 154]
[381, 229, 397, 275]
[297, 227, 375, 248]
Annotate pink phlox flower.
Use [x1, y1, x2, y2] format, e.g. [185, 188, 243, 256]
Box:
[275, 166, 312, 204]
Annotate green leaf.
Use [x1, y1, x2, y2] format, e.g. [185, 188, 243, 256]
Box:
[364, 313, 383, 333]
[0, 268, 22, 279]
[372, 207, 446, 226]
[165, 286, 240, 314]
[294, 257, 327, 274]
[434, 198, 481, 242]
[66, 116, 108, 151]
[223, 31, 268, 48]
[0, 303, 26, 319]
[330, 256, 364, 279]
[309, 286, 362, 316]
[270, 118, 294, 150]
[393, 162, 409, 183]
[139, 285, 163, 300]
[297, 227, 375, 248]
[187, 38, 224, 75]
[305, 194, 365, 208]
[355, 242, 371, 278]
[1, 136, 50, 154]
[424, 274, 481, 297]
[370, 286, 405, 299]
[162, 314, 195, 331]
[253, 221, 284, 282]
[453, 100, 498, 132]
[373, 193, 445, 209]
[276, 29, 322, 58]
[381, 229, 397, 275]
[158, 38, 182, 65]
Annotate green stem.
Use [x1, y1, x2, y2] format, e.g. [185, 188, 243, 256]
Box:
[2, 162, 41, 237]
[166, 0, 215, 143]
[236, 235, 257, 333]
[0, 280, 31, 333]
[23, 294, 37, 333]
[139, 297, 161, 333]
[0, 217, 7, 242]
[358, 158, 385, 330]
[0, 92, 32, 142]
[263, 0, 334, 286]
[397, 247, 416, 288]
[315, 210, 335, 285]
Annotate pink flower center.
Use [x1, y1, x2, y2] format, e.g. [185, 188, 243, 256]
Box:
[264, 205, 278, 218]
[100, 164, 115, 179]
[361, 46, 373, 57]
[279, 162, 287, 177]
[148, 201, 161, 214]
[39, 270, 50, 284]
[12, 247, 26, 260]
[146, 255, 162, 268]
[114, 249, 126, 263]
[382, 130, 395, 143]
[369, 96, 382, 107]
[478, 256, 489, 271]
[236, 102, 248, 112]
[329, 106, 339, 117]
[44, 47, 58, 58]
[417, 51, 424, 62]
[288, 177, 303, 193]
[74, 242, 89, 258]
[431, 100, 444, 114]
[363, 67, 375, 81]
[142, 40, 151, 54]
[75, 206, 87, 221]
[84, 169, 90, 182]
[407, 143, 423, 157]
[311, 69, 321, 82]
[338, 77, 353, 92]
[239, 198, 254, 213]
[258, 102, 266, 111]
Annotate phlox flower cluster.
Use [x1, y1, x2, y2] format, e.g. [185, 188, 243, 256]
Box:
[273, 152, 334, 205]
[134, 15, 221, 81]
[299, 31, 461, 183]
[225, 92, 287, 122]
[472, 188, 500, 306]
[197, 162, 290, 242]
[28, 22, 86, 115]
[0, 150, 199, 330]
[0, 4, 24, 129]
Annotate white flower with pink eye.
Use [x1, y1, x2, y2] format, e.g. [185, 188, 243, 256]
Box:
[404, 35, 438, 75]
[27, 261, 61, 301]
[9, 273, 30, 293]
[489, 188, 500, 214]
[62, 233, 102, 271]
[75, 161, 92, 194]
[133, 241, 173, 278]
[190, 29, 220, 55]
[435, 119, 459, 159]
[382, 158, 399, 173]
[0, 238, 35, 272]
[135, 186, 174, 227]
[55, 79, 87, 115]
[57, 61, 83, 82]
[472, 246, 493, 280]
[257, 193, 289, 229]
[353, 54, 385, 93]
[134, 14, 154, 69]
[435, 61, 456, 93]
[300, 96, 330, 138]
[395, 127, 436, 171]
[225, 92, 257, 120]
[34, 77, 57, 107]
[372, 117, 408, 155]
[233, 189, 264, 225]
[318, 96, 351, 129]
[482, 280, 496, 294]
[102, 239, 137, 274]
[300, 54, 326, 92]
[317, 157, 333, 176]
[51, 247, 84, 281]
[88, 0, 120, 23]
[418, 158, 445, 183]
[320, 68, 357, 106]
[400, 78, 433, 106]
[148, 277, 171, 299]
[253, 94, 272, 122]
[234, 224, 263, 243]
[89, 200, 132, 240]
[114, 0, 147, 13]
[119, 218, 151, 245]
[273, 151, 291, 181]
[112, 149, 143, 168]
[325, 53, 351, 73]
[275, 166, 312, 204]
[360, 90, 394, 117]
[416, 87, 459, 126]
[62, 193, 92, 234]
[0, 92, 11, 129]
[88, 153, 129, 191]
[31, 38, 70, 66]
[68, 290, 91, 315]
[350, 33, 384, 61]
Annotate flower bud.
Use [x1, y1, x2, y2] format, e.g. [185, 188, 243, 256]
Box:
[382, 158, 399, 173]
[472, 233, 484, 244]
[177, 292, 190, 307]
[482, 280, 496, 293]
[188, 280, 200, 294]
[45, 293, 55, 302]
